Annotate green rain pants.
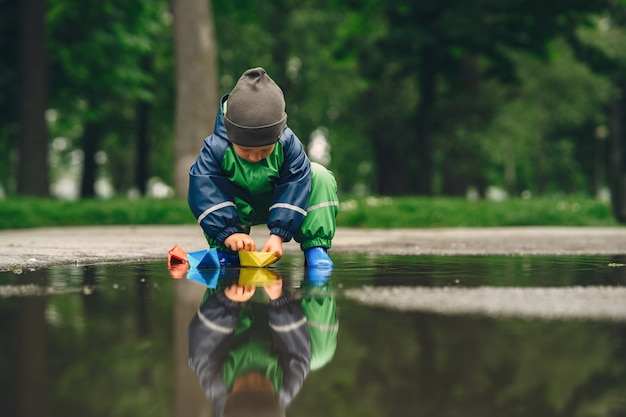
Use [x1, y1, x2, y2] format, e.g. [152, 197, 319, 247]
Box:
[301, 281, 339, 371]
[207, 162, 339, 252]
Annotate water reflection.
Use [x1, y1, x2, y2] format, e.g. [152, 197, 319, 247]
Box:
[16, 269, 48, 417]
[186, 267, 338, 416]
[0, 254, 625, 417]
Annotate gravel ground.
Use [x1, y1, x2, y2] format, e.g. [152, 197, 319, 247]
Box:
[344, 285, 626, 321]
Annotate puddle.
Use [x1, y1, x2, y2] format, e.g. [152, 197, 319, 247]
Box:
[1, 254, 625, 416]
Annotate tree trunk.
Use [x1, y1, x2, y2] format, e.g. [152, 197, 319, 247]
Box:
[504, 144, 517, 196]
[609, 78, 626, 222]
[441, 54, 485, 196]
[80, 122, 103, 198]
[415, 55, 436, 196]
[134, 55, 153, 196]
[136, 97, 151, 196]
[536, 134, 546, 196]
[373, 137, 408, 195]
[172, 0, 218, 198]
[592, 128, 606, 197]
[17, 0, 49, 196]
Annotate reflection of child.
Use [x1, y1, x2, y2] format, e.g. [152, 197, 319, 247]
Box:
[188, 67, 339, 268]
[187, 279, 310, 417]
[300, 277, 339, 371]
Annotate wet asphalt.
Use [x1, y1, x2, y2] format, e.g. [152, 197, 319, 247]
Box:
[2, 225, 626, 320]
[1, 225, 625, 272]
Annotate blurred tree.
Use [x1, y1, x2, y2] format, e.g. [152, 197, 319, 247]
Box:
[479, 44, 611, 196]
[17, 0, 49, 196]
[569, 3, 626, 221]
[341, 0, 611, 195]
[0, 0, 19, 195]
[135, 56, 152, 196]
[2, 0, 624, 207]
[47, 0, 168, 198]
[610, 83, 626, 221]
[172, 0, 218, 197]
[100, 2, 174, 196]
[6, 0, 188, 200]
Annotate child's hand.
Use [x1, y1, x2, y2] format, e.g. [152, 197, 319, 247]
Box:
[224, 284, 256, 302]
[224, 233, 256, 252]
[263, 277, 283, 300]
[262, 234, 284, 259]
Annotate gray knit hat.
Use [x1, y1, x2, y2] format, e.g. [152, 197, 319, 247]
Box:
[224, 67, 287, 147]
[223, 391, 285, 417]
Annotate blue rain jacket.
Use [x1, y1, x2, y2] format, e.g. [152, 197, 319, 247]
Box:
[188, 95, 312, 243]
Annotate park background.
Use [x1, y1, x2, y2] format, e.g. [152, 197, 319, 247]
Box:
[2, 3, 626, 416]
[2, 0, 626, 227]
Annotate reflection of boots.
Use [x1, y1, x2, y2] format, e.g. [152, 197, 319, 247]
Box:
[217, 251, 240, 267]
[305, 265, 333, 286]
[304, 247, 334, 269]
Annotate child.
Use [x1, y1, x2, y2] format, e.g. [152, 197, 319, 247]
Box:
[188, 67, 339, 268]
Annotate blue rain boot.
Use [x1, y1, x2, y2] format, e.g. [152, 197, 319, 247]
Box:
[217, 251, 240, 267]
[304, 247, 334, 269]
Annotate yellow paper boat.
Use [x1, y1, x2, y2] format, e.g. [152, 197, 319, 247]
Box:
[238, 268, 278, 286]
[238, 251, 278, 268]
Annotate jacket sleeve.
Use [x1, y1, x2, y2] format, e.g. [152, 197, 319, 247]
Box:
[268, 129, 312, 241]
[188, 134, 241, 243]
[187, 291, 240, 409]
[268, 293, 311, 406]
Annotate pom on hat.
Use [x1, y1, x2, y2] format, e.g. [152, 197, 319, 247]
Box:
[224, 67, 287, 147]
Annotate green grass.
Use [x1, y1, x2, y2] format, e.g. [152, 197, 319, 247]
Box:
[0, 197, 197, 229]
[337, 196, 620, 227]
[0, 195, 621, 230]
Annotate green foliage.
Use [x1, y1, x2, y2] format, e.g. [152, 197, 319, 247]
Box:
[1, 0, 626, 217]
[478, 41, 612, 195]
[0, 197, 195, 229]
[0, 195, 618, 230]
[336, 195, 618, 227]
[330, 0, 616, 195]
[44, 0, 175, 195]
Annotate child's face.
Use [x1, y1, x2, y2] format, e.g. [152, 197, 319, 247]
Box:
[232, 143, 275, 163]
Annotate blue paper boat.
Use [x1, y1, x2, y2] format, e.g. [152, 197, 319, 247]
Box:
[187, 249, 220, 268]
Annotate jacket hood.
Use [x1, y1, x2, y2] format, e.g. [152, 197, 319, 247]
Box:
[212, 95, 230, 141]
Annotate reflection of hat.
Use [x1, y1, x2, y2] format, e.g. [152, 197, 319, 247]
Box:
[223, 391, 285, 417]
[224, 67, 287, 147]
